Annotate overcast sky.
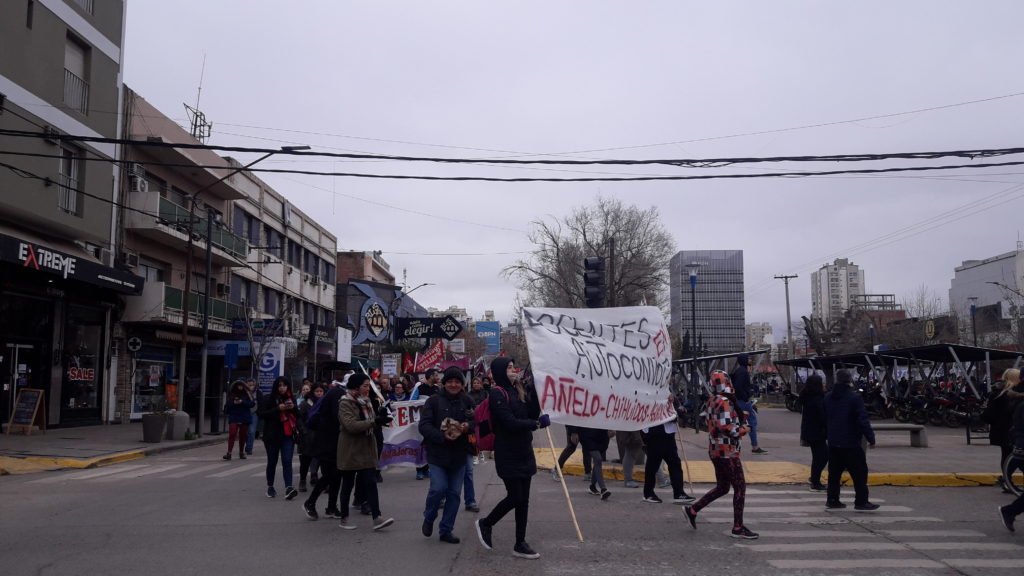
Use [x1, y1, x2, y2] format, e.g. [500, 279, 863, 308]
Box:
[122, 1, 1024, 341]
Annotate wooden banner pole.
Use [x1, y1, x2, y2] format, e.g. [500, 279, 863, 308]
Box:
[546, 426, 584, 542]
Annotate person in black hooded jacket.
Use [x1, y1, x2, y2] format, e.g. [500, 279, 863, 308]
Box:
[799, 374, 828, 492]
[301, 382, 345, 520]
[475, 357, 549, 560]
[824, 370, 877, 511]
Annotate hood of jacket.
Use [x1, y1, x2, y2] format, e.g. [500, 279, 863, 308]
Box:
[491, 357, 514, 389]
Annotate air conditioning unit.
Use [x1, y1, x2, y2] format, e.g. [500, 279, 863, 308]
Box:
[131, 177, 149, 193]
[120, 251, 139, 269]
[99, 248, 115, 267]
[311, 275, 321, 285]
[131, 163, 145, 177]
[216, 283, 231, 297]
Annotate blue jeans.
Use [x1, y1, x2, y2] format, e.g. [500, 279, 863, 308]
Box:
[246, 412, 258, 453]
[423, 462, 466, 536]
[737, 400, 759, 447]
[265, 436, 295, 488]
[464, 454, 476, 506]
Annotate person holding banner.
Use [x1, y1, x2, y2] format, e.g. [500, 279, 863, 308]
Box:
[684, 370, 758, 540]
[337, 374, 394, 531]
[475, 357, 550, 560]
[419, 366, 476, 544]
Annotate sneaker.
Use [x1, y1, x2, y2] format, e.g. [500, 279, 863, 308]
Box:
[302, 501, 318, 520]
[999, 505, 1016, 532]
[512, 541, 540, 559]
[551, 468, 563, 482]
[245, 449, 253, 456]
[673, 493, 695, 504]
[475, 519, 493, 549]
[222, 453, 231, 460]
[284, 487, 298, 501]
[750, 447, 768, 455]
[439, 533, 460, 544]
[825, 501, 846, 510]
[684, 506, 697, 529]
[642, 494, 663, 504]
[239, 453, 246, 460]
[338, 517, 357, 530]
[731, 526, 759, 539]
[422, 519, 433, 537]
[324, 507, 342, 519]
[808, 483, 827, 492]
[854, 502, 880, 512]
[624, 481, 640, 488]
[600, 489, 611, 501]
[372, 517, 394, 531]
[266, 486, 276, 498]
[658, 478, 672, 488]
[465, 503, 480, 513]
[588, 485, 601, 496]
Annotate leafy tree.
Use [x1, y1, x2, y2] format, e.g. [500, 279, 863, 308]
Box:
[503, 196, 676, 309]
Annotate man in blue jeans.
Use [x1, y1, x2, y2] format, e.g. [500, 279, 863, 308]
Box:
[731, 354, 767, 454]
[418, 367, 475, 543]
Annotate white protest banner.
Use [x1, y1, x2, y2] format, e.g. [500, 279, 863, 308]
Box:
[523, 306, 675, 432]
[381, 353, 401, 377]
[379, 399, 427, 468]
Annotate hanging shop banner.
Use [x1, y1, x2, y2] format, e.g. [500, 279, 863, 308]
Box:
[378, 399, 427, 468]
[257, 341, 286, 394]
[475, 321, 501, 355]
[1, 232, 144, 294]
[336, 327, 352, 362]
[522, 306, 675, 432]
[396, 316, 463, 341]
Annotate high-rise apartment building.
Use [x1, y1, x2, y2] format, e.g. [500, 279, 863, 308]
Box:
[669, 250, 745, 355]
[811, 258, 865, 327]
[745, 322, 773, 350]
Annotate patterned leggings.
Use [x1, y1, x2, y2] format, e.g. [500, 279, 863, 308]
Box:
[691, 457, 746, 528]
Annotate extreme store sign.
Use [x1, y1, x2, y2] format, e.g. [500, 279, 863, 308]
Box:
[523, 306, 675, 432]
[0, 233, 144, 295]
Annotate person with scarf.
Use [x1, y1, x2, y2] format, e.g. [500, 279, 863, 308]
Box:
[259, 376, 300, 500]
[222, 380, 254, 460]
[684, 370, 758, 539]
[336, 373, 394, 531]
[475, 357, 549, 560]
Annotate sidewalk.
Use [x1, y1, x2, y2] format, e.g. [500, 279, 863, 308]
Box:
[0, 408, 1007, 487]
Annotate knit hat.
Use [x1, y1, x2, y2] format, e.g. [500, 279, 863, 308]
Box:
[442, 366, 465, 386]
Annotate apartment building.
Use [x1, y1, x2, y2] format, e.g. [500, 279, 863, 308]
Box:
[0, 0, 142, 427]
[810, 258, 865, 327]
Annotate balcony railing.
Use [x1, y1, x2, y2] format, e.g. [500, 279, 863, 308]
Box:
[63, 69, 89, 115]
[158, 197, 248, 260]
[164, 285, 244, 323]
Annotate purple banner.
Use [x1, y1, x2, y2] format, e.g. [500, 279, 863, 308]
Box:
[379, 438, 425, 469]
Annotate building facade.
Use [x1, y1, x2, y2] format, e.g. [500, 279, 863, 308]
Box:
[0, 0, 145, 428]
[811, 258, 865, 327]
[669, 250, 745, 355]
[336, 250, 394, 285]
[118, 89, 336, 420]
[745, 322, 773, 350]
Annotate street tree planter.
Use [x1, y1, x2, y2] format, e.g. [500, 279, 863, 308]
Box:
[142, 413, 166, 443]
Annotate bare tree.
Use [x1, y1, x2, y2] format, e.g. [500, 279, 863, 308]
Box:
[901, 284, 944, 319]
[504, 196, 676, 309]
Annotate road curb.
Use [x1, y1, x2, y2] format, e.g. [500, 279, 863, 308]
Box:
[2, 436, 224, 475]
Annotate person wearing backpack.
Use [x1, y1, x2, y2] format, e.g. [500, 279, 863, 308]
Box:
[419, 366, 476, 543]
[301, 382, 345, 520]
[474, 357, 550, 560]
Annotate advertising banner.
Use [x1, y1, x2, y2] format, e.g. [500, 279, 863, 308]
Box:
[257, 341, 286, 394]
[523, 306, 675, 432]
[476, 321, 501, 355]
[381, 353, 401, 377]
[336, 327, 352, 362]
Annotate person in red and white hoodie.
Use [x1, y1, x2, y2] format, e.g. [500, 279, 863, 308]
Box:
[683, 370, 758, 539]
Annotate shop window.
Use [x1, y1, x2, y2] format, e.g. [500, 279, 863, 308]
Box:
[61, 305, 103, 413]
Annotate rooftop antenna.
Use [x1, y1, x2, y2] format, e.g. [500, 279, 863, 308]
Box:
[184, 53, 212, 143]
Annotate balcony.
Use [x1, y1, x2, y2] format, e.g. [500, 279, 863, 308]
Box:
[122, 281, 244, 331]
[125, 194, 248, 264]
[63, 69, 89, 115]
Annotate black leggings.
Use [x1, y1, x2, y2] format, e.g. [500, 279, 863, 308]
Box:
[557, 429, 591, 474]
[482, 476, 532, 544]
[339, 469, 380, 518]
[691, 457, 746, 528]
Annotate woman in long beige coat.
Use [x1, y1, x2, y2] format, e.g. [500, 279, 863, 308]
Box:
[336, 373, 393, 531]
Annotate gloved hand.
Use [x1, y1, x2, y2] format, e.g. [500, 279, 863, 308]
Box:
[375, 415, 393, 427]
[538, 414, 551, 428]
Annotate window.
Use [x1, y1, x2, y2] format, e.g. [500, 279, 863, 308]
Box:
[64, 35, 89, 114]
[137, 261, 164, 284]
[58, 145, 82, 215]
[264, 290, 279, 317]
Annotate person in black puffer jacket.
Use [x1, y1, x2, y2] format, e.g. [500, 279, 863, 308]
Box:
[474, 357, 549, 560]
[799, 374, 828, 492]
[419, 366, 475, 543]
[300, 383, 345, 520]
[823, 370, 876, 511]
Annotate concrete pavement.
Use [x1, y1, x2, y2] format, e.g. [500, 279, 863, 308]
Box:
[0, 407, 1009, 487]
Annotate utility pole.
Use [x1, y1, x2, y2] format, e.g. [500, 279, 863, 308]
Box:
[774, 275, 798, 359]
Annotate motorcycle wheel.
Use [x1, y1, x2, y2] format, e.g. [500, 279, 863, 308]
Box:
[911, 408, 929, 425]
[944, 410, 961, 428]
[927, 407, 946, 427]
[894, 407, 909, 423]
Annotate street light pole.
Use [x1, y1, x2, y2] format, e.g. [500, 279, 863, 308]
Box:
[180, 145, 309, 436]
[686, 263, 700, 394]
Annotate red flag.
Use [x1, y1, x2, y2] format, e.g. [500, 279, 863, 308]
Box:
[402, 353, 415, 374]
[414, 340, 444, 373]
[371, 368, 381, 380]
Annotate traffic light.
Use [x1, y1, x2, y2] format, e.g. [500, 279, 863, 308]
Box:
[583, 256, 606, 308]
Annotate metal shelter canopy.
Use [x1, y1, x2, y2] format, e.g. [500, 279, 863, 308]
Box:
[673, 349, 769, 395]
[774, 352, 885, 372]
[876, 343, 1024, 364]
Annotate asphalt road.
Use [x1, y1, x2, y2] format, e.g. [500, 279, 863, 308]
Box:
[1, 437, 1022, 576]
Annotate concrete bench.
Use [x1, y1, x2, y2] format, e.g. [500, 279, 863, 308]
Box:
[866, 423, 928, 448]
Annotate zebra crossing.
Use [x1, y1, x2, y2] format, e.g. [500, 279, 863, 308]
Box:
[26, 458, 272, 484]
[705, 488, 1024, 572]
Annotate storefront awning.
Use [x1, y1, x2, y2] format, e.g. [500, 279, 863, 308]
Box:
[0, 230, 145, 295]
